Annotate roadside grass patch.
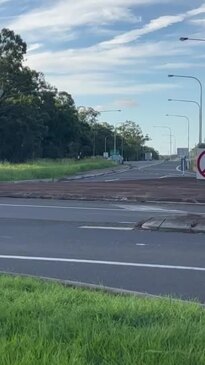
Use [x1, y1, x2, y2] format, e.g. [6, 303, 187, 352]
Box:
[0, 159, 115, 182]
[0, 275, 205, 365]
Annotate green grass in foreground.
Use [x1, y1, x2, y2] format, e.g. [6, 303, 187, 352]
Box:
[0, 159, 115, 181]
[0, 276, 205, 365]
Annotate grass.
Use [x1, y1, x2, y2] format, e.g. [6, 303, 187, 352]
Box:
[0, 159, 115, 182]
[0, 275, 205, 365]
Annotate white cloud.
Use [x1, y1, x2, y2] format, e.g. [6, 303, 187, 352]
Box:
[101, 4, 205, 47]
[101, 15, 185, 47]
[154, 62, 199, 70]
[8, 0, 148, 33]
[27, 43, 43, 52]
[26, 39, 191, 75]
[8, 0, 178, 38]
[113, 98, 139, 108]
[0, 0, 11, 4]
[48, 72, 179, 96]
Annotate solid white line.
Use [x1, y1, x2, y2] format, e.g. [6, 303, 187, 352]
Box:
[119, 221, 137, 224]
[80, 226, 133, 231]
[105, 179, 119, 182]
[159, 175, 170, 179]
[137, 161, 164, 170]
[0, 203, 122, 212]
[0, 255, 205, 272]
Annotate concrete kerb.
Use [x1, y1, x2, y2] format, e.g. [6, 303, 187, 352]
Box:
[0, 271, 202, 307]
[138, 214, 205, 234]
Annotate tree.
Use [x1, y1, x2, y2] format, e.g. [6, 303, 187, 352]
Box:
[0, 28, 79, 162]
[78, 107, 100, 156]
[0, 28, 158, 163]
[117, 121, 149, 160]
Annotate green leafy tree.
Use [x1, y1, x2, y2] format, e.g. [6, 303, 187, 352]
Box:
[117, 121, 149, 160]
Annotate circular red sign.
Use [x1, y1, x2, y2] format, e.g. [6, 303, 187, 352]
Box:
[197, 151, 205, 177]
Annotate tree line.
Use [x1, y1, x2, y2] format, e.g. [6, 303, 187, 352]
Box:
[0, 28, 159, 163]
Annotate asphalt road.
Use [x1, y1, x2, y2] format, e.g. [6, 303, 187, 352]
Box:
[0, 198, 205, 302]
[79, 160, 195, 182]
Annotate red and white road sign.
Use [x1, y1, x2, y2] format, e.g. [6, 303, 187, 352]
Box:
[197, 149, 205, 180]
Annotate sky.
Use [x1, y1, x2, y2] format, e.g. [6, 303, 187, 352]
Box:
[1, 0, 205, 154]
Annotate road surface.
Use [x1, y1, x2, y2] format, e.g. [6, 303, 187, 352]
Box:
[80, 160, 195, 181]
[0, 198, 204, 302]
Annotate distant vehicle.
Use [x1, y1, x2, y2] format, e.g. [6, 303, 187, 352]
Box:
[145, 152, 153, 161]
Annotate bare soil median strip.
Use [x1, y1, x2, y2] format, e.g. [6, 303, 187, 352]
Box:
[0, 177, 204, 204]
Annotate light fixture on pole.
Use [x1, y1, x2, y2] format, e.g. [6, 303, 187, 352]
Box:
[168, 98, 200, 110]
[180, 37, 205, 42]
[166, 114, 190, 157]
[153, 125, 172, 159]
[168, 74, 203, 145]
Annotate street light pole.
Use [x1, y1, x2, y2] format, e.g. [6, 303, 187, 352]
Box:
[114, 122, 125, 156]
[104, 136, 108, 154]
[168, 74, 203, 145]
[153, 126, 172, 159]
[166, 114, 190, 157]
[168, 98, 200, 110]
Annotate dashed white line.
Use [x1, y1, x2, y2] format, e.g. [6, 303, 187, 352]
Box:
[0, 255, 205, 272]
[105, 179, 119, 182]
[80, 226, 133, 231]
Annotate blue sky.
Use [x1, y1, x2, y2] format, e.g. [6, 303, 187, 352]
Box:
[1, 0, 205, 154]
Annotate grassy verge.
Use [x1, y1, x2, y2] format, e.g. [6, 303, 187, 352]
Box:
[1, 275, 205, 365]
[0, 159, 115, 182]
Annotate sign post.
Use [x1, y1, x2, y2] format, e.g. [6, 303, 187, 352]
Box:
[197, 149, 205, 180]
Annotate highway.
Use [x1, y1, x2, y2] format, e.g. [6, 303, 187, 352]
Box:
[80, 160, 195, 181]
[0, 197, 204, 302]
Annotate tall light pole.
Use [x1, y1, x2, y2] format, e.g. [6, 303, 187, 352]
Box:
[168, 74, 203, 145]
[153, 125, 172, 159]
[114, 122, 125, 156]
[166, 114, 190, 157]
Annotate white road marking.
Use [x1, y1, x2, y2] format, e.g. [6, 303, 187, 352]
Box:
[0, 203, 122, 212]
[0, 255, 205, 272]
[0, 202, 185, 214]
[159, 175, 171, 179]
[120, 221, 137, 224]
[105, 179, 119, 182]
[136, 243, 147, 246]
[176, 166, 195, 176]
[80, 226, 133, 231]
[117, 204, 184, 214]
[137, 161, 164, 170]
